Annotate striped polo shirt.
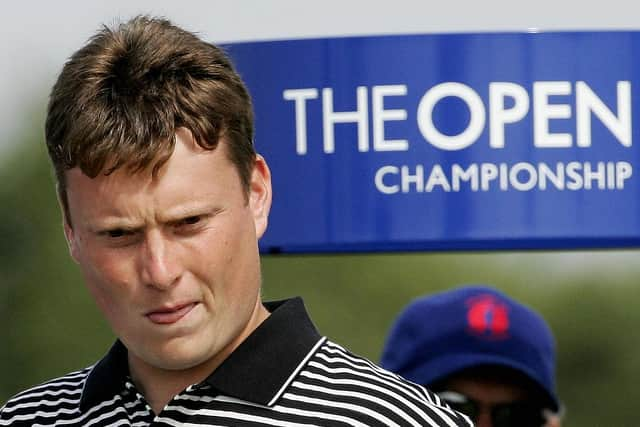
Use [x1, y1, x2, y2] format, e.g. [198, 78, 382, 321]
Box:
[0, 298, 472, 426]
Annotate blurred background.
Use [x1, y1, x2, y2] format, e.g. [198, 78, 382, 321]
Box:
[1, 2, 639, 426]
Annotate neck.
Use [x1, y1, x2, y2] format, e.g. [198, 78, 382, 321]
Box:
[128, 300, 270, 414]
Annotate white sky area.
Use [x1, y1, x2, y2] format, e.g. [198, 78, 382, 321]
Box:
[2, 0, 639, 157]
[1, 0, 638, 274]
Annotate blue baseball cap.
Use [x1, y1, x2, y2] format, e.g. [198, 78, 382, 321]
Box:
[380, 285, 559, 411]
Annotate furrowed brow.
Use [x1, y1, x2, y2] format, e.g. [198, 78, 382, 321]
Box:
[158, 203, 222, 224]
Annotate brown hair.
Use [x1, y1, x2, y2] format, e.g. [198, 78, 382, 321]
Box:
[45, 16, 255, 222]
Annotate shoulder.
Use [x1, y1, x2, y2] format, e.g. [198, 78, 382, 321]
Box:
[287, 339, 472, 426]
[0, 367, 92, 426]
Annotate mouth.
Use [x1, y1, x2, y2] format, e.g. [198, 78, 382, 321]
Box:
[146, 302, 197, 325]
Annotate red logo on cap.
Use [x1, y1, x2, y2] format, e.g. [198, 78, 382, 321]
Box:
[466, 294, 510, 339]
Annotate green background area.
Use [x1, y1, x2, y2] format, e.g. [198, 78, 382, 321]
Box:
[1, 126, 638, 426]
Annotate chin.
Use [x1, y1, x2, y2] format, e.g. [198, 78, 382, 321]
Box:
[147, 351, 209, 371]
[158, 345, 213, 370]
[132, 336, 215, 372]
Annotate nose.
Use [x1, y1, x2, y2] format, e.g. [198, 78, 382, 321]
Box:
[139, 230, 181, 290]
[474, 409, 493, 427]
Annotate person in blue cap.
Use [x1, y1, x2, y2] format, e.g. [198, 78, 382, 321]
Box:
[381, 285, 563, 427]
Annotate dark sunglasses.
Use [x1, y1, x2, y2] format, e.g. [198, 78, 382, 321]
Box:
[437, 390, 546, 427]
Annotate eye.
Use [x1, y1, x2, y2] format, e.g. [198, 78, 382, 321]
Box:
[181, 216, 201, 225]
[98, 228, 139, 246]
[106, 229, 131, 238]
[172, 215, 206, 233]
[102, 228, 133, 239]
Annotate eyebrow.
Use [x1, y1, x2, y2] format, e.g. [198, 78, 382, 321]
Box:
[89, 219, 145, 234]
[86, 202, 223, 233]
[157, 203, 222, 223]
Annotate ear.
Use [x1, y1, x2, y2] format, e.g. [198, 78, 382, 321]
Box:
[249, 154, 272, 239]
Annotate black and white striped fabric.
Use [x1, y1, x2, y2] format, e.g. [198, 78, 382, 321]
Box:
[1, 298, 472, 426]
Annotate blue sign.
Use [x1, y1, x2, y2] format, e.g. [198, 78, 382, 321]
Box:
[225, 32, 640, 253]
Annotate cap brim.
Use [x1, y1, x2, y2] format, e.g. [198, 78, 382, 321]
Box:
[404, 352, 560, 411]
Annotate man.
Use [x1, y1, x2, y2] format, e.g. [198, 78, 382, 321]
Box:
[381, 285, 563, 427]
[0, 16, 471, 426]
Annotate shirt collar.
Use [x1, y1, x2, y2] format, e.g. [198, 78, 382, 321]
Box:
[80, 339, 130, 412]
[204, 297, 324, 405]
[80, 297, 322, 410]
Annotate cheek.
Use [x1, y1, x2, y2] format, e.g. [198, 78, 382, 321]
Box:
[189, 237, 230, 290]
[85, 282, 118, 319]
[192, 224, 253, 295]
[77, 247, 137, 308]
[87, 252, 134, 286]
[225, 226, 261, 292]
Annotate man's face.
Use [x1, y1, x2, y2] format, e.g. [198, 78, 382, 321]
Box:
[62, 129, 271, 374]
[440, 376, 560, 427]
